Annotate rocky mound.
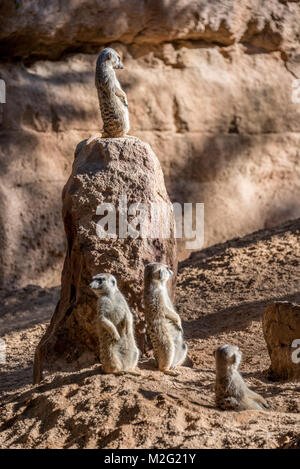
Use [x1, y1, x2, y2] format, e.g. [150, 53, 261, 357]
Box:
[0, 219, 299, 448]
[33, 135, 177, 384]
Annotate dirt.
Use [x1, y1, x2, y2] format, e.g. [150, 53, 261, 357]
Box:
[0, 219, 299, 449]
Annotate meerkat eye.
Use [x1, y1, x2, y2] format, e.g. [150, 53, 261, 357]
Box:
[111, 278, 116, 286]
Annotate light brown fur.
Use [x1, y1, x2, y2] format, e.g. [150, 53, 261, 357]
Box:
[95, 47, 130, 138]
[143, 262, 189, 376]
[89, 273, 140, 375]
[214, 344, 269, 411]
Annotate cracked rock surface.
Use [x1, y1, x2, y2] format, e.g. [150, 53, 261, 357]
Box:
[1, 1, 300, 289]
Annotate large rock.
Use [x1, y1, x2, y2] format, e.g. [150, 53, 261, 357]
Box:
[262, 302, 300, 381]
[33, 136, 177, 384]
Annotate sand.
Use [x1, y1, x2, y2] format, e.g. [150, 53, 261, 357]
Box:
[0, 219, 299, 449]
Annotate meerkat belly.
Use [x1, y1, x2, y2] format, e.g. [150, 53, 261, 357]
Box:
[97, 329, 114, 367]
[98, 328, 123, 362]
[97, 308, 125, 343]
[113, 334, 133, 358]
[113, 76, 130, 131]
[122, 103, 130, 133]
[98, 329, 114, 351]
[165, 320, 187, 367]
[147, 320, 171, 354]
[216, 377, 242, 405]
[99, 93, 126, 133]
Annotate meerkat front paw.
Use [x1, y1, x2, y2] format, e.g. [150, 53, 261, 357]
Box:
[128, 369, 142, 376]
[163, 369, 181, 376]
[256, 396, 269, 409]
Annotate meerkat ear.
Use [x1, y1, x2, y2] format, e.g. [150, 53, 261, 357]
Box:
[159, 269, 164, 279]
[106, 50, 112, 60]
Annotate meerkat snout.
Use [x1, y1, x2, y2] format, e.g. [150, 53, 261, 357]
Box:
[89, 277, 103, 290]
[117, 58, 124, 69]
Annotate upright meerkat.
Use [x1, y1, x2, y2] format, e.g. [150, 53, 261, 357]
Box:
[89, 273, 140, 375]
[214, 344, 269, 411]
[95, 47, 130, 138]
[144, 262, 189, 376]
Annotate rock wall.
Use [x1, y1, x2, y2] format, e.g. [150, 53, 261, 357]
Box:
[0, 0, 300, 288]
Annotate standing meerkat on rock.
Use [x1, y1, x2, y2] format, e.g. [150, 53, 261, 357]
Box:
[95, 47, 130, 138]
[89, 273, 140, 375]
[214, 344, 269, 411]
[144, 263, 189, 376]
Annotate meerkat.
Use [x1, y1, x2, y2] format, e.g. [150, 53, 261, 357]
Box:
[143, 262, 189, 376]
[214, 344, 269, 411]
[89, 273, 140, 375]
[95, 47, 130, 138]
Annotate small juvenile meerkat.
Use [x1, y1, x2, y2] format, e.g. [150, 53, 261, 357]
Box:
[143, 262, 188, 376]
[95, 47, 130, 138]
[89, 273, 140, 375]
[214, 344, 269, 411]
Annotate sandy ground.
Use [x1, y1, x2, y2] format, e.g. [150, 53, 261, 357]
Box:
[0, 219, 299, 449]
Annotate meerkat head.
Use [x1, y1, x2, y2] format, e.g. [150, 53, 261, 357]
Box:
[89, 273, 118, 296]
[144, 262, 173, 287]
[98, 47, 124, 69]
[214, 344, 242, 373]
